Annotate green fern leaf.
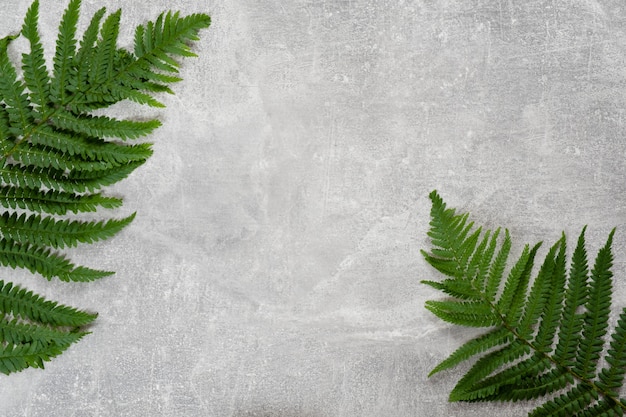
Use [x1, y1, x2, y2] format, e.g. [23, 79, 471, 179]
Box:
[71, 7, 105, 98]
[89, 10, 121, 85]
[0, 280, 96, 326]
[0, 277, 96, 374]
[51, 111, 161, 140]
[554, 227, 589, 367]
[30, 126, 153, 164]
[21, 1, 52, 111]
[423, 191, 626, 416]
[0, 0, 210, 374]
[51, 0, 80, 103]
[0, 330, 87, 374]
[574, 230, 615, 380]
[0, 187, 122, 215]
[0, 212, 136, 249]
[597, 309, 626, 397]
[428, 326, 512, 377]
[0, 239, 113, 282]
[485, 228, 510, 302]
[0, 37, 33, 137]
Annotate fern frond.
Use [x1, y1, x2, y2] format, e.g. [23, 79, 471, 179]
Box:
[516, 240, 562, 340]
[0, 280, 96, 326]
[450, 340, 531, 401]
[597, 309, 626, 398]
[496, 242, 541, 323]
[65, 159, 146, 190]
[458, 354, 553, 401]
[30, 126, 153, 163]
[71, 7, 105, 97]
[0, 212, 135, 249]
[528, 384, 596, 417]
[0, 0, 209, 373]
[0, 160, 145, 194]
[501, 367, 573, 402]
[423, 191, 626, 416]
[0, 186, 122, 215]
[0, 239, 112, 282]
[0, 36, 33, 137]
[0, 276, 96, 374]
[421, 277, 483, 300]
[573, 229, 614, 380]
[485, 228, 510, 302]
[554, 227, 589, 366]
[89, 10, 121, 85]
[472, 228, 498, 293]
[0, 328, 88, 374]
[51, 111, 161, 140]
[531, 237, 566, 353]
[428, 326, 512, 377]
[51, 0, 80, 103]
[0, 317, 88, 348]
[94, 9, 211, 108]
[21, 0, 51, 111]
[425, 299, 499, 327]
[11, 146, 107, 173]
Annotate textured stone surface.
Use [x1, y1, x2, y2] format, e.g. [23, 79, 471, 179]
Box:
[2, 0, 626, 416]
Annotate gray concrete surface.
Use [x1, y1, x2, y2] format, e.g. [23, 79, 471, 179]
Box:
[1, 0, 626, 416]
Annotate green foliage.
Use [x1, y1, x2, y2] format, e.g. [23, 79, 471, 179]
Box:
[0, 279, 96, 374]
[0, 0, 210, 374]
[422, 190, 626, 416]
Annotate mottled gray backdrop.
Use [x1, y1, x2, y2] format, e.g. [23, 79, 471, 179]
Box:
[1, 0, 626, 416]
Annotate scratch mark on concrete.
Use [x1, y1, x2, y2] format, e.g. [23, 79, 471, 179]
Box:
[322, 103, 336, 219]
[505, 41, 611, 60]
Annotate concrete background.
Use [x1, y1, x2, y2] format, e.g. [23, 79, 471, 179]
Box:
[1, 0, 626, 416]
